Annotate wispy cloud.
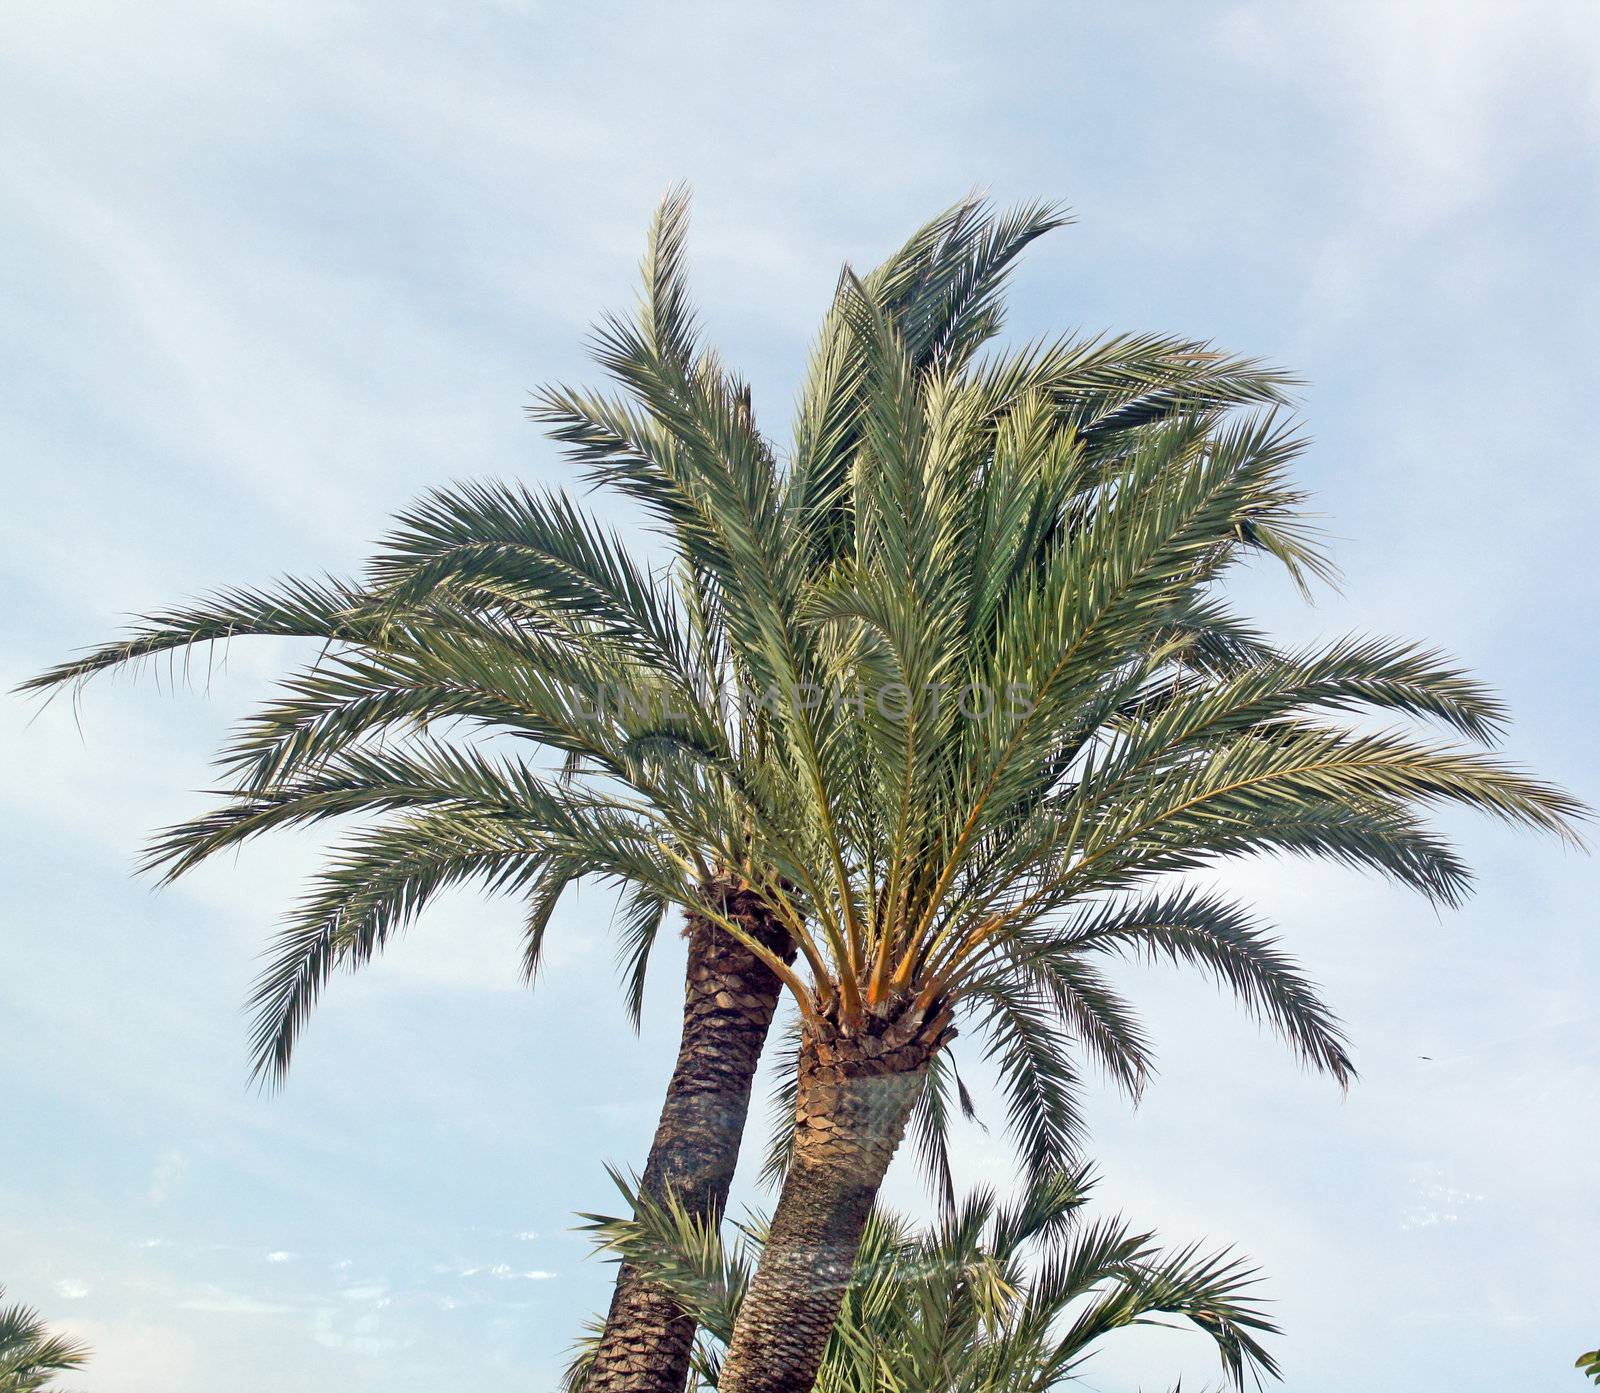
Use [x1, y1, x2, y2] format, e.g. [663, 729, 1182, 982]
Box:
[178, 1291, 294, 1316]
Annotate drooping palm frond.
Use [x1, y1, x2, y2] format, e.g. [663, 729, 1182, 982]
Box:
[368, 479, 698, 679]
[573, 1169, 1281, 1392]
[239, 803, 675, 1085]
[14, 575, 374, 698]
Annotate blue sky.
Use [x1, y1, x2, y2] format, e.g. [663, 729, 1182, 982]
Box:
[2, 2, 1597, 1389]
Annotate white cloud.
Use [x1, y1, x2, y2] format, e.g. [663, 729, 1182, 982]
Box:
[147, 1150, 186, 1206]
[310, 1303, 410, 1357]
[1220, 0, 1600, 229]
[53, 1279, 90, 1300]
[179, 1292, 293, 1316]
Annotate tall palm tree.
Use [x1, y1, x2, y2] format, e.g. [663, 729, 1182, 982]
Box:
[576, 1167, 1280, 1391]
[22, 194, 1289, 1392]
[19, 194, 1379, 1387]
[613, 285, 1584, 1390]
[0, 1287, 90, 1393]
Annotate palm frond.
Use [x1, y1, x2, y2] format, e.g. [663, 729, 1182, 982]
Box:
[15, 575, 370, 698]
[0, 1285, 91, 1393]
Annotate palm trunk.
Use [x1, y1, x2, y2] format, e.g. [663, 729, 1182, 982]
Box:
[716, 998, 952, 1393]
[584, 882, 793, 1393]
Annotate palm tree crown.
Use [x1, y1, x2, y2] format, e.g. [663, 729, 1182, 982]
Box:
[17, 192, 1322, 1139]
[674, 260, 1580, 1148]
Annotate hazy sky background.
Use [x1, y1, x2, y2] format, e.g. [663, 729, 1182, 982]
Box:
[3, 3, 1597, 1389]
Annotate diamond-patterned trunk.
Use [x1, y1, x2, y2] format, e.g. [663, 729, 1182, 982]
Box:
[716, 997, 953, 1393]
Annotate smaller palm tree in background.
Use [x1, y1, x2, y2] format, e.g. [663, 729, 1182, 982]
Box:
[575, 1167, 1279, 1391]
[0, 1287, 89, 1393]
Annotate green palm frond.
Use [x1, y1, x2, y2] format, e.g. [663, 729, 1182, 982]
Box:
[0, 1286, 90, 1393]
[142, 740, 669, 881]
[1054, 887, 1354, 1084]
[368, 479, 695, 677]
[15, 575, 372, 697]
[966, 985, 1086, 1182]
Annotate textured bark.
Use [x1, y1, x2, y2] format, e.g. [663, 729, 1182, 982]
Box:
[717, 998, 953, 1393]
[584, 882, 792, 1393]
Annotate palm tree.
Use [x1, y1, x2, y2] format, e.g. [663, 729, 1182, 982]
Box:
[576, 1167, 1280, 1391]
[1579, 1348, 1600, 1385]
[624, 284, 1585, 1390]
[20, 195, 1307, 1390]
[0, 1287, 90, 1393]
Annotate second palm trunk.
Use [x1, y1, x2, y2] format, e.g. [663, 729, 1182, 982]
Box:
[583, 883, 792, 1393]
[716, 997, 951, 1393]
